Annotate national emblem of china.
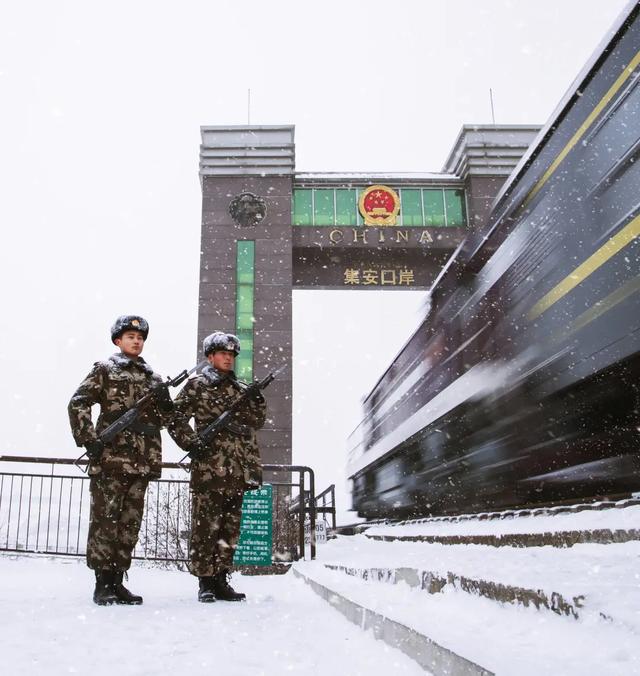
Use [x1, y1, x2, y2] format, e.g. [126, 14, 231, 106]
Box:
[358, 185, 400, 226]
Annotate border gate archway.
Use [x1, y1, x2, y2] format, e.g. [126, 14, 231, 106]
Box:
[196, 124, 540, 471]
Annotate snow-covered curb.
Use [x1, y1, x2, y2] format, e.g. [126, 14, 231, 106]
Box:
[316, 535, 640, 630]
[295, 557, 640, 675]
[292, 566, 493, 676]
[324, 564, 586, 619]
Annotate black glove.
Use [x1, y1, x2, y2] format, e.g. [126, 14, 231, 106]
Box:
[84, 439, 105, 461]
[246, 463, 263, 489]
[155, 383, 174, 413]
[186, 438, 207, 461]
[245, 382, 263, 401]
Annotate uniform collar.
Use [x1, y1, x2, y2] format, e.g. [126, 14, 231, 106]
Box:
[109, 352, 154, 375]
[201, 364, 237, 384]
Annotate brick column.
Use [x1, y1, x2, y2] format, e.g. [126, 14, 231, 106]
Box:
[198, 126, 295, 469]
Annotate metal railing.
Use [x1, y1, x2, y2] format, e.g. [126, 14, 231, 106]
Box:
[289, 482, 337, 538]
[0, 456, 317, 565]
[315, 484, 336, 530]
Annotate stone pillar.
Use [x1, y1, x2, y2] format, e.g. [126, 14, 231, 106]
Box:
[442, 125, 541, 231]
[198, 125, 295, 470]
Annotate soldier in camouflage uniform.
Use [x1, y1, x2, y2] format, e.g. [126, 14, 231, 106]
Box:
[68, 315, 173, 606]
[168, 331, 266, 603]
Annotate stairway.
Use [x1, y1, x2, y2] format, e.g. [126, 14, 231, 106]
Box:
[293, 501, 640, 675]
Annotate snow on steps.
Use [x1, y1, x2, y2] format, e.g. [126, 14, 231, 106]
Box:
[323, 564, 591, 621]
[365, 528, 640, 548]
[362, 500, 640, 548]
[333, 505, 640, 631]
[292, 566, 493, 676]
[300, 505, 640, 673]
[294, 534, 640, 675]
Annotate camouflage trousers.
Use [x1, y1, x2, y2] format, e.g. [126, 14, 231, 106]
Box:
[87, 475, 149, 571]
[188, 484, 244, 577]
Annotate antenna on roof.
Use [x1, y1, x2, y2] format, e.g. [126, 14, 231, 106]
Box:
[489, 88, 496, 125]
[248, 88, 251, 125]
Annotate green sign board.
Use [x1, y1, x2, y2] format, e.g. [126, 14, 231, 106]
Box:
[233, 484, 273, 566]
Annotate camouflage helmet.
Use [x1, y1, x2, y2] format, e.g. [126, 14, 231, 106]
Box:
[203, 331, 240, 357]
[111, 315, 149, 344]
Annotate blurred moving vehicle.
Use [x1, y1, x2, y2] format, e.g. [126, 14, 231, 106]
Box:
[347, 2, 640, 518]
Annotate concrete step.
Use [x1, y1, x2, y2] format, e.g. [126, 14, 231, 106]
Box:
[292, 566, 494, 676]
[365, 527, 640, 548]
[362, 502, 640, 548]
[394, 498, 640, 526]
[315, 532, 640, 638]
[323, 563, 595, 621]
[294, 551, 639, 674]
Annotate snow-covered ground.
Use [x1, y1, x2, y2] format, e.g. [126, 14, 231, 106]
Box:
[4, 514, 640, 676]
[0, 554, 423, 676]
[294, 531, 640, 675]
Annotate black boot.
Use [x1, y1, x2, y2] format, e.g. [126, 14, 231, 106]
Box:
[93, 570, 118, 606]
[212, 569, 246, 602]
[198, 576, 216, 603]
[113, 571, 143, 605]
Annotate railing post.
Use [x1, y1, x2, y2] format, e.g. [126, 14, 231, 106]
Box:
[307, 468, 316, 560]
[297, 470, 305, 560]
[331, 484, 336, 529]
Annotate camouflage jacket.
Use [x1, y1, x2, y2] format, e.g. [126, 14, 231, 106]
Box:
[167, 365, 266, 490]
[68, 353, 171, 479]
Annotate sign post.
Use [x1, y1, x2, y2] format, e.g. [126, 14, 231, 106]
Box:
[233, 484, 273, 566]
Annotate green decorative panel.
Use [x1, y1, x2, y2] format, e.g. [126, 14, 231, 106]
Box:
[400, 189, 423, 226]
[235, 240, 255, 381]
[314, 190, 334, 226]
[292, 187, 465, 228]
[336, 189, 357, 226]
[355, 188, 364, 226]
[444, 189, 466, 227]
[293, 190, 312, 225]
[423, 190, 446, 226]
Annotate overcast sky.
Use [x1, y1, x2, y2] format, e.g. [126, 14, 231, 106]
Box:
[0, 0, 630, 522]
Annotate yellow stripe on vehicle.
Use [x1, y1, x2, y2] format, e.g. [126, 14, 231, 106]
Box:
[568, 273, 640, 335]
[524, 49, 640, 208]
[528, 213, 640, 320]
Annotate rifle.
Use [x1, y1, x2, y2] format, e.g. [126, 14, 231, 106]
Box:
[178, 364, 286, 470]
[75, 359, 208, 472]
